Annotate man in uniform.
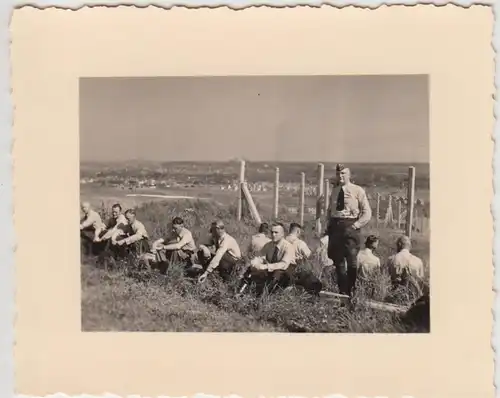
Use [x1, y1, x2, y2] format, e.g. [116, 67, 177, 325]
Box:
[326, 164, 372, 297]
[80, 201, 106, 256]
[247, 222, 271, 257]
[237, 222, 296, 296]
[144, 217, 197, 274]
[197, 220, 242, 283]
[113, 209, 150, 258]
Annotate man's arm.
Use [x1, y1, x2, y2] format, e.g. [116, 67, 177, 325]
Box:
[80, 214, 94, 229]
[124, 222, 148, 245]
[353, 188, 372, 229]
[163, 232, 192, 251]
[299, 241, 312, 259]
[267, 246, 294, 272]
[205, 240, 229, 273]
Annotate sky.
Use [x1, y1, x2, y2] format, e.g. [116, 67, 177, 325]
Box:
[80, 75, 429, 163]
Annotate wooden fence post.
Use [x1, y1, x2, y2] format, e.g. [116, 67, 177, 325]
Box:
[273, 167, 279, 219]
[376, 192, 381, 227]
[324, 178, 330, 217]
[237, 160, 245, 221]
[299, 172, 305, 226]
[316, 163, 324, 235]
[405, 166, 416, 238]
[397, 198, 402, 229]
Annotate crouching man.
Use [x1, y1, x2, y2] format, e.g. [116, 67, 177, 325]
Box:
[113, 209, 151, 258]
[238, 222, 296, 296]
[197, 220, 242, 283]
[142, 217, 197, 274]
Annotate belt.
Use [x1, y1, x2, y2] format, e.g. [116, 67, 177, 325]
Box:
[332, 217, 357, 220]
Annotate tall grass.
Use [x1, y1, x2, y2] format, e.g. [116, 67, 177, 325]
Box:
[82, 199, 429, 333]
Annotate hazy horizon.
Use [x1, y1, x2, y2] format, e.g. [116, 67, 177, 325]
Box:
[80, 75, 429, 163]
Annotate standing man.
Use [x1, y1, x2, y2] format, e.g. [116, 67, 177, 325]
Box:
[80, 201, 106, 255]
[197, 220, 242, 283]
[326, 164, 372, 297]
[145, 217, 197, 274]
[247, 222, 271, 257]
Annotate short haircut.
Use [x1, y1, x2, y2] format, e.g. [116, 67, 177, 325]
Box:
[211, 220, 225, 230]
[124, 209, 135, 216]
[365, 235, 379, 248]
[112, 203, 122, 211]
[172, 217, 184, 225]
[271, 221, 285, 231]
[259, 222, 270, 234]
[289, 222, 303, 233]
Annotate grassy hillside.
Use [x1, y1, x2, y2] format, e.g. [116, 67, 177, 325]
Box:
[81, 200, 430, 333]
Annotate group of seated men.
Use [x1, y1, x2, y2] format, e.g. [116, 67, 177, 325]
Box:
[80, 201, 425, 297]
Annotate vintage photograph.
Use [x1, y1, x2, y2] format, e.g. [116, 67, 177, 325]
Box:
[79, 74, 430, 333]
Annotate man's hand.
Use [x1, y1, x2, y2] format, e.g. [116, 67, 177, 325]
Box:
[93, 237, 101, 243]
[252, 262, 269, 271]
[198, 272, 208, 283]
[116, 239, 125, 246]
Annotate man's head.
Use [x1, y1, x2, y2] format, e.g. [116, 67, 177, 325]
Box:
[210, 220, 225, 239]
[124, 209, 136, 223]
[172, 217, 184, 234]
[335, 163, 351, 186]
[81, 201, 91, 215]
[111, 203, 122, 218]
[258, 222, 270, 235]
[396, 235, 412, 252]
[271, 222, 286, 243]
[365, 235, 379, 251]
[289, 222, 303, 237]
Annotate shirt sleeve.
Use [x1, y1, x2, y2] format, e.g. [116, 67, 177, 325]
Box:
[267, 245, 294, 272]
[206, 239, 230, 272]
[299, 241, 312, 259]
[164, 231, 192, 251]
[80, 213, 96, 229]
[125, 222, 148, 244]
[353, 187, 372, 229]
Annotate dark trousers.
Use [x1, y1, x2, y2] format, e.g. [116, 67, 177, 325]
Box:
[112, 237, 151, 259]
[327, 218, 361, 296]
[196, 250, 238, 281]
[156, 249, 194, 274]
[80, 229, 108, 256]
[244, 265, 322, 296]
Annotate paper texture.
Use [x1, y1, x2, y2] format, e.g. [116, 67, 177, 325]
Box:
[11, 5, 493, 397]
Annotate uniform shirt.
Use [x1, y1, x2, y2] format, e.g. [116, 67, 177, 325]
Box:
[101, 214, 128, 240]
[80, 210, 105, 233]
[248, 233, 271, 254]
[327, 182, 372, 229]
[123, 219, 149, 245]
[206, 232, 242, 272]
[251, 239, 295, 272]
[285, 234, 312, 264]
[387, 249, 424, 282]
[357, 248, 381, 275]
[164, 227, 197, 252]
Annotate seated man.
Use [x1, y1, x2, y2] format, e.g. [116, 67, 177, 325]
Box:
[357, 235, 381, 279]
[285, 222, 322, 295]
[238, 222, 295, 295]
[386, 235, 424, 294]
[80, 201, 106, 256]
[247, 222, 271, 258]
[197, 220, 242, 282]
[113, 209, 150, 258]
[144, 217, 197, 274]
[95, 203, 128, 246]
[285, 222, 312, 265]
